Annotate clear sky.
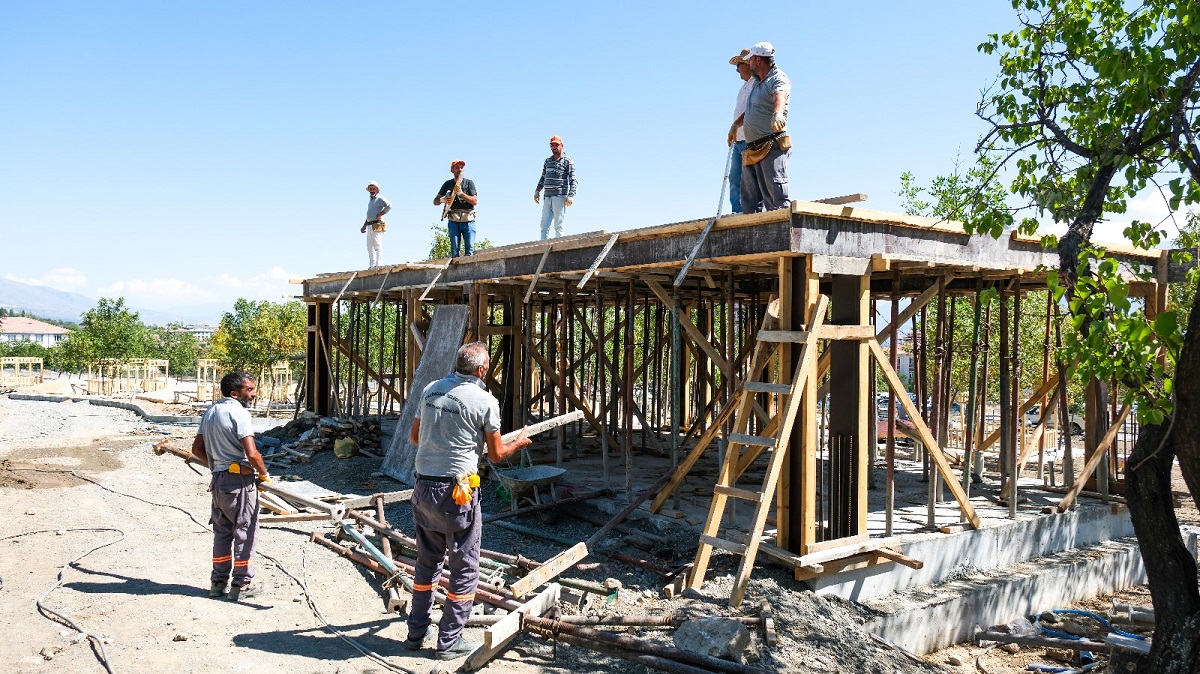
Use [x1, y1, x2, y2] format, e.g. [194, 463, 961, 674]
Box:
[0, 1, 1170, 323]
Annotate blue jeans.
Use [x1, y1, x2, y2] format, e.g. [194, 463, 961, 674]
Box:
[729, 140, 746, 214]
[448, 220, 475, 257]
[539, 195, 567, 239]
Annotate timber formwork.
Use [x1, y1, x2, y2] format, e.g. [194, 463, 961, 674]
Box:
[300, 200, 1187, 579]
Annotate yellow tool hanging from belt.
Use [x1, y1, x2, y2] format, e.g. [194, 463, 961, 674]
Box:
[452, 472, 481, 506]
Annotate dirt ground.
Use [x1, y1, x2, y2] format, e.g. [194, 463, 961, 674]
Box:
[0, 396, 950, 674]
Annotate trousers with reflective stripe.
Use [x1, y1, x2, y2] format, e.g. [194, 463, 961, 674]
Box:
[406, 479, 480, 651]
[210, 471, 259, 586]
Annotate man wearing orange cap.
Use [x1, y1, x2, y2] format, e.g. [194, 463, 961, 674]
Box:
[434, 160, 478, 257]
[533, 136, 577, 240]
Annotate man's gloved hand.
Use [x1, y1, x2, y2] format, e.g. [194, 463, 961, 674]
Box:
[727, 123, 738, 147]
[771, 111, 786, 132]
[565, 197, 574, 207]
[534, 192, 541, 205]
[256, 473, 271, 490]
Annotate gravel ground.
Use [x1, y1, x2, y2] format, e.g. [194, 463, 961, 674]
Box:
[11, 393, 1187, 674]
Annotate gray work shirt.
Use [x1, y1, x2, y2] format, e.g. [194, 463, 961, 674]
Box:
[366, 194, 392, 222]
[743, 66, 791, 143]
[414, 372, 501, 479]
[199, 397, 255, 473]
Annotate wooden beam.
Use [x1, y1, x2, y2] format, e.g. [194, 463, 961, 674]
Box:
[1057, 403, 1132, 512]
[464, 583, 561, 670]
[868, 339, 981, 528]
[507, 543, 588, 599]
[814, 193, 868, 206]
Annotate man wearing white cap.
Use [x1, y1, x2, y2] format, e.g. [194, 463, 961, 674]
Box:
[736, 42, 792, 213]
[361, 181, 392, 268]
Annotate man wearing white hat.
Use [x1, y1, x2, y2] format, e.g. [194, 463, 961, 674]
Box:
[736, 42, 792, 213]
[726, 48, 753, 214]
[360, 181, 392, 268]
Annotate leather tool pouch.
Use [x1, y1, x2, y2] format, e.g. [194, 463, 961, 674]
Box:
[371, 221, 387, 232]
[448, 209, 475, 222]
[777, 134, 792, 152]
[742, 142, 773, 166]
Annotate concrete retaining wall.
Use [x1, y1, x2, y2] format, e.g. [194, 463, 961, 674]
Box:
[808, 503, 1136, 602]
[863, 537, 1145, 654]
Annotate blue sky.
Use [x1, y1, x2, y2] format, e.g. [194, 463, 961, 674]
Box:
[0, 1, 1169, 323]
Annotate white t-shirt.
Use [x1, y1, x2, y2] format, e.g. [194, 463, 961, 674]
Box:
[734, 78, 754, 142]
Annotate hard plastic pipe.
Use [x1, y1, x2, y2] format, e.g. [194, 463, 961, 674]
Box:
[345, 509, 538, 570]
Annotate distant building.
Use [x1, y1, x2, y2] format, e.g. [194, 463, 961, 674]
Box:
[0, 317, 71, 347]
[182, 325, 218, 342]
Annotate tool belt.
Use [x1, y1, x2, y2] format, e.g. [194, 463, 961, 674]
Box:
[743, 132, 791, 166]
[367, 219, 386, 232]
[227, 462, 252, 475]
[447, 209, 475, 223]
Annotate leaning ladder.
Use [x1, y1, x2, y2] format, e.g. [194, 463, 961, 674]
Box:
[688, 295, 829, 608]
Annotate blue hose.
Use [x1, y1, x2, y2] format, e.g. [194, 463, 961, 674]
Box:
[1034, 608, 1147, 641]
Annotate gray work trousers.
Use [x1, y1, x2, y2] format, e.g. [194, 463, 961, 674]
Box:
[210, 471, 259, 586]
[741, 142, 791, 213]
[406, 478, 481, 651]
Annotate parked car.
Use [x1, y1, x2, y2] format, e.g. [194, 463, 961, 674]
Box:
[1025, 405, 1084, 435]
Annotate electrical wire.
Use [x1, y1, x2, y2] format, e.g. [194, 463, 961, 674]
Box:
[0, 527, 126, 674]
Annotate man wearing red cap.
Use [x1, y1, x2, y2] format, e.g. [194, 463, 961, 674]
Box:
[737, 42, 792, 213]
[434, 160, 478, 257]
[533, 136, 577, 239]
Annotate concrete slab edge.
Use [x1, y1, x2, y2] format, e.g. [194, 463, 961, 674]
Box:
[9, 393, 200, 425]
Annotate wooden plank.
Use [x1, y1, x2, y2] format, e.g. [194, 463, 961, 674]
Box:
[874, 546, 923, 569]
[712, 485, 765, 502]
[792, 550, 896, 581]
[744, 381, 791, 394]
[576, 232, 621, 288]
[408, 319, 426, 353]
[508, 542, 588, 599]
[814, 193, 868, 206]
[339, 490, 413, 510]
[1057, 403, 1132, 512]
[501, 410, 585, 444]
[699, 534, 747, 554]
[465, 583, 561, 670]
[260, 512, 331, 523]
[380, 304, 470, 483]
[756, 330, 811, 343]
[868, 338, 981, 528]
[728, 433, 776, 448]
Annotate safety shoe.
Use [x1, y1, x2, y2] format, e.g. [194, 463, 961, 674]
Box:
[228, 584, 259, 601]
[209, 581, 229, 598]
[401, 636, 425, 652]
[435, 636, 478, 660]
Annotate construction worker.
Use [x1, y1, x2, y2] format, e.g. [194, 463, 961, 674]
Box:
[726, 48, 753, 214]
[737, 42, 792, 213]
[361, 181, 392, 268]
[533, 135, 577, 239]
[404, 342, 530, 660]
[433, 161, 478, 257]
[190, 372, 269, 601]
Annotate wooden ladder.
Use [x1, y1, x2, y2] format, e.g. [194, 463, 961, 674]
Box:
[688, 295, 829, 608]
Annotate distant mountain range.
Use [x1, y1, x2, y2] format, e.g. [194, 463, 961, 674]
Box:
[0, 278, 219, 326]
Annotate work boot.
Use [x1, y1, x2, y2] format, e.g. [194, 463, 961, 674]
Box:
[401, 636, 425, 652]
[209, 581, 228, 598]
[228, 584, 259, 601]
[435, 636, 478, 660]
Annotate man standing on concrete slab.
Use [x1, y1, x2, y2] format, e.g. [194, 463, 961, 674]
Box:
[434, 160, 478, 258]
[737, 42, 792, 213]
[190, 372, 270, 602]
[403, 342, 530, 660]
[361, 181, 392, 268]
[727, 48, 753, 214]
[534, 136, 577, 239]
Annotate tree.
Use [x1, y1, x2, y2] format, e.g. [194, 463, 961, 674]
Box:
[209, 299, 305, 381]
[978, 2, 1200, 669]
[146, 323, 201, 377]
[0, 340, 48, 359]
[77, 297, 150, 368]
[426, 222, 493, 260]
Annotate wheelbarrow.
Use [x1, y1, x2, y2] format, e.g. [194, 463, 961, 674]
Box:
[490, 448, 567, 512]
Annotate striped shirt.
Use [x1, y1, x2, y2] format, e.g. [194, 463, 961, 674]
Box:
[536, 155, 577, 198]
